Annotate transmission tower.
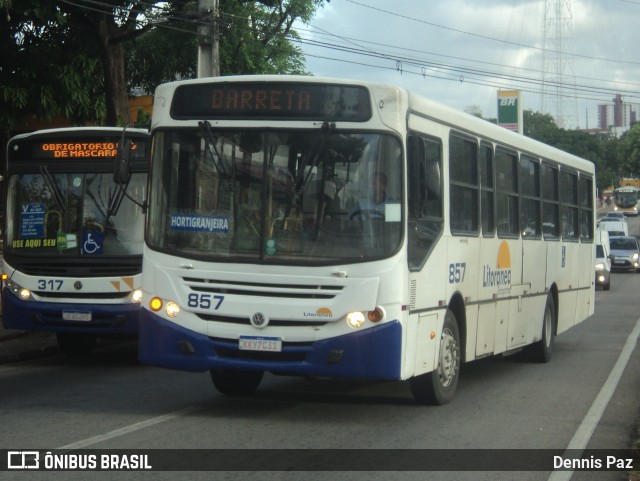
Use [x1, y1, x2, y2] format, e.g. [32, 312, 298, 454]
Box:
[540, 0, 579, 128]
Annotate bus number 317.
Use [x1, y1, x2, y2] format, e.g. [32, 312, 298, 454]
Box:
[187, 293, 224, 310]
[448, 262, 466, 284]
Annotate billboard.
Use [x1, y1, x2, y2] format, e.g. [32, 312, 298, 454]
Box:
[497, 90, 523, 134]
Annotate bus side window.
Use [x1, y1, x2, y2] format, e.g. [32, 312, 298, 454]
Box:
[407, 134, 443, 270]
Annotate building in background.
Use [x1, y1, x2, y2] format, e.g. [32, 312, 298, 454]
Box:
[598, 94, 639, 137]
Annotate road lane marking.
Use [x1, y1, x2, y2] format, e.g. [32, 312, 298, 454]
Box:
[548, 315, 640, 481]
[57, 406, 196, 450]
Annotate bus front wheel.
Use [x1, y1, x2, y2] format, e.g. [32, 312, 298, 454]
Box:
[409, 310, 460, 405]
[209, 369, 264, 396]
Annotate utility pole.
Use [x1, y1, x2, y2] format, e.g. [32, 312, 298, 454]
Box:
[197, 0, 220, 78]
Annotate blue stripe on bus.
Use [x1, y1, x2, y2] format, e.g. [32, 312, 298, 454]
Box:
[1, 289, 140, 334]
[138, 310, 402, 381]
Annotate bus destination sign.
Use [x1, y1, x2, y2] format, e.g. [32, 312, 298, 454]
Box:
[16, 138, 149, 162]
[170, 82, 372, 121]
[39, 141, 119, 159]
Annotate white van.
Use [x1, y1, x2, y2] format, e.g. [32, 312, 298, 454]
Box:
[598, 220, 628, 237]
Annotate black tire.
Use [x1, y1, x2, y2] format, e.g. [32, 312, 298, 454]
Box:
[409, 310, 460, 405]
[56, 332, 97, 357]
[604, 279, 611, 291]
[210, 369, 264, 396]
[526, 295, 556, 363]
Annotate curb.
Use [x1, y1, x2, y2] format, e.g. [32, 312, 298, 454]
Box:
[0, 342, 60, 364]
[0, 327, 59, 364]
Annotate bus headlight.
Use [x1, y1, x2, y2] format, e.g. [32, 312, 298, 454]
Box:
[4, 279, 31, 300]
[595, 262, 605, 270]
[130, 289, 143, 303]
[19, 288, 32, 301]
[346, 311, 366, 329]
[633, 253, 639, 262]
[165, 302, 180, 318]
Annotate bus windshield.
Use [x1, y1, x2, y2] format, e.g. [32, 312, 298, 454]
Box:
[614, 189, 638, 208]
[6, 172, 146, 257]
[147, 128, 403, 263]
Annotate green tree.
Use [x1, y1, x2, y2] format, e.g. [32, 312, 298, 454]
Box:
[1, 0, 327, 135]
[0, 1, 106, 132]
[0, 0, 153, 130]
[523, 110, 562, 146]
[618, 123, 640, 177]
[521, 109, 626, 192]
[127, 0, 325, 95]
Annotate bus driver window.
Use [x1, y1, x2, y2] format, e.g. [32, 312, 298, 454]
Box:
[407, 134, 443, 270]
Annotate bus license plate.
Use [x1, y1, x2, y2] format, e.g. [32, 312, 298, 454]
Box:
[239, 336, 282, 352]
[62, 311, 92, 322]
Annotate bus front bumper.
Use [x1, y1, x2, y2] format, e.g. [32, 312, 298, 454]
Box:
[2, 289, 140, 335]
[138, 310, 402, 381]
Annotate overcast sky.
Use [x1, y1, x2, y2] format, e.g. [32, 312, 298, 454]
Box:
[294, 0, 640, 129]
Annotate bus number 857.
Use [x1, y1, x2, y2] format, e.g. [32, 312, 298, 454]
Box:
[187, 293, 224, 310]
[448, 262, 466, 284]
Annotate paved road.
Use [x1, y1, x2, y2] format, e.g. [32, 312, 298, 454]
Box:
[0, 202, 638, 481]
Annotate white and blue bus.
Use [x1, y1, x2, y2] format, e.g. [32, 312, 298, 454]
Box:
[2, 127, 149, 355]
[135, 76, 595, 404]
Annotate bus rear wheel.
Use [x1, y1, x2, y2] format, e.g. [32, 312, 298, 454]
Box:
[526, 294, 556, 363]
[409, 310, 460, 405]
[209, 369, 264, 396]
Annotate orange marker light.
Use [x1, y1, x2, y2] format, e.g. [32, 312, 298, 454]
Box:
[149, 297, 163, 312]
[368, 307, 384, 323]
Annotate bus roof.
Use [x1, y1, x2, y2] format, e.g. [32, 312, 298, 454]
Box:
[9, 126, 149, 142]
[152, 74, 594, 174]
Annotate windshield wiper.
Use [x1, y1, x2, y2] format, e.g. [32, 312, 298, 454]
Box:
[198, 120, 235, 190]
[40, 166, 66, 214]
[105, 177, 127, 220]
[294, 121, 335, 196]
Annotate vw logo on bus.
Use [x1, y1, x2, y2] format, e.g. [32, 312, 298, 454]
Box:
[250, 312, 269, 328]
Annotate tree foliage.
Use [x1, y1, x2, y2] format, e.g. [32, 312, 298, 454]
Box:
[1, 0, 327, 136]
[0, 0, 153, 131]
[127, 0, 325, 94]
[618, 123, 640, 178]
[522, 110, 631, 191]
[0, 1, 106, 131]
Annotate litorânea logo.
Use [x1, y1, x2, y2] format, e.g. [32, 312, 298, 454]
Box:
[482, 240, 512, 288]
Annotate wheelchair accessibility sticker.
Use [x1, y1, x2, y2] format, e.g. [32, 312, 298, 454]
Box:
[82, 231, 104, 255]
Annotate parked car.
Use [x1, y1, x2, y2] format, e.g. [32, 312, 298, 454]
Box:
[595, 229, 611, 290]
[609, 236, 640, 273]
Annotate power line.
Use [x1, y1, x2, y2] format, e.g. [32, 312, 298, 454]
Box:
[293, 30, 640, 102]
[294, 25, 640, 91]
[344, 0, 640, 67]
[31, 0, 640, 105]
